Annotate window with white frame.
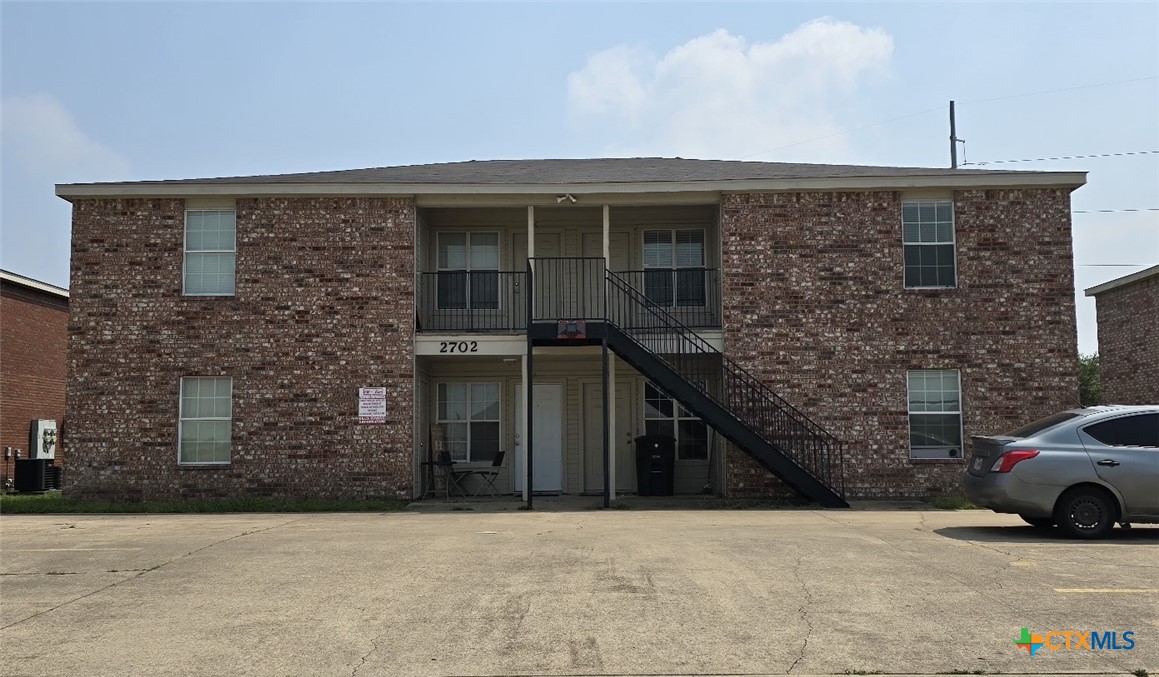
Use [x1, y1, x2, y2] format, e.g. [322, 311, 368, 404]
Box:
[643, 229, 707, 307]
[179, 377, 233, 464]
[437, 382, 500, 463]
[643, 381, 709, 460]
[902, 201, 956, 288]
[184, 210, 236, 295]
[437, 232, 500, 310]
[907, 370, 963, 459]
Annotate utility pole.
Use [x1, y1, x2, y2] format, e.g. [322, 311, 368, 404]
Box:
[949, 100, 958, 169]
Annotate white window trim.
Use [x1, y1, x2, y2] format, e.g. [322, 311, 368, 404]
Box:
[178, 376, 233, 466]
[641, 228, 708, 309]
[435, 381, 502, 464]
[183, 209, 237, 297]
[435, 231, 502, 311]
[901, 199, 958, 290]
[905, 369, 964, 460]
[643, 381, 709, 461]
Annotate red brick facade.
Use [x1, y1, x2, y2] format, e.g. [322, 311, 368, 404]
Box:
[65, 198, 416, 500]
[1093, 273, 1158, 404]
[720, 189, 1079, 498]
[1, 279, 68, 485]
[61, 176, 1083, 502]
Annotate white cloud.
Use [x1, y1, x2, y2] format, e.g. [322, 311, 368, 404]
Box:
[1, 93, 131, 182]
[566, 20, 893, 161]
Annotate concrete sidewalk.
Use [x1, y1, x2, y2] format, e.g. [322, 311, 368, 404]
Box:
[1, 508, 1155, 676]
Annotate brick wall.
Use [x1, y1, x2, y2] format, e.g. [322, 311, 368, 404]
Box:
[1095, 274, 1158, 404]
[65, 197, 415, 500]
[721, 189, 1079, 498]
[1, 284, 68, 485]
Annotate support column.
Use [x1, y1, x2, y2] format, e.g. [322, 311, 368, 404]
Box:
[521, 352, 530, 504]
[602, 204, 610, 261]
[608, 355, 617, 501]
[603, 203, 616, 501]
[524, 205, 535, 507]
[528, 205, 536, 262]
[601, 338, 610, 508]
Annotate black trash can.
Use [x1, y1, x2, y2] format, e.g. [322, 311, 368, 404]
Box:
[634, 434, 676, 497]
[13, 458, 50, 492]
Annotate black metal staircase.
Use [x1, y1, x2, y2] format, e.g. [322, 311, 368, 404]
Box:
[528, 257, 847, 507]
[604, 271, 846, 507]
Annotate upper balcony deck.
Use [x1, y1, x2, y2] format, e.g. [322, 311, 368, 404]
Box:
[416, 267, 721, 333]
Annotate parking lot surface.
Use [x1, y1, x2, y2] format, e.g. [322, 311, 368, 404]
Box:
[1, 506, 1156, 676]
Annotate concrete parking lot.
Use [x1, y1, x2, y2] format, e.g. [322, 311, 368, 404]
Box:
[0, 505, 1155, 676]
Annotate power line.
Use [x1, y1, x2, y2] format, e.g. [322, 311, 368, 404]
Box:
[741, 75, 1157, 160]
[958, 76, 1159, 106]
[963, 150, 1159, 166]
[1072, 208, 1159, 214]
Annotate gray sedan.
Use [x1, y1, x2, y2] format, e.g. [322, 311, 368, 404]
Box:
[964, 405, 1159, 538]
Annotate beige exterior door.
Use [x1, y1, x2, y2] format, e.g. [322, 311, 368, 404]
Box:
[583, 381, 634, 494]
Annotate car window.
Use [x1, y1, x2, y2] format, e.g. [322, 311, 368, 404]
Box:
[1004, 411, 1081, 438]
[1083, 413, 1159, 447]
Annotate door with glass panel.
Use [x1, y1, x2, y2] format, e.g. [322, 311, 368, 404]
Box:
[436, 232, 500, 330]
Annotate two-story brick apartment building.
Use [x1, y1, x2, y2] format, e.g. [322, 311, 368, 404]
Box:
[55, 158, 1085, 504]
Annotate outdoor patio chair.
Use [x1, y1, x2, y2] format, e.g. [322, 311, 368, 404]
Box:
[449, 451, 505, 498]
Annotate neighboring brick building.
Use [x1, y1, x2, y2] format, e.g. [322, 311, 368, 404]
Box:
[1085, 264, 1159, 405]
[56, 159, 1086, 503]
[1, 270, 69, 487]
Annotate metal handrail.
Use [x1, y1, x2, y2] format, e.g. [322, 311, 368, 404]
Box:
[604, 269, 844, 494]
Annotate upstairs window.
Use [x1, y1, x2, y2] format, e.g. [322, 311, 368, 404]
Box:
[643, 229, 707, 307]
[437, 232, 500, 310]
[907, 370, 963, 459]
[902, 201, 956, 288]
[184, 210, 236, 295]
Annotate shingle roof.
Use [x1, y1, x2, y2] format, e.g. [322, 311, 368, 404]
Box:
[61, 157, 1075, 187]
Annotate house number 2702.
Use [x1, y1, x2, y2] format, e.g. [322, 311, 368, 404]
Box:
[439, 341, 479, 353]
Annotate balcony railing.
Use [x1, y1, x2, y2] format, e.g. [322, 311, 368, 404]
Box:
[612, 269, 721, 329]
[416, 271, 527, 332]
[415, 267, 722, 332]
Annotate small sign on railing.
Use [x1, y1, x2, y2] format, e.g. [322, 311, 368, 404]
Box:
[358, 387, 387, 424]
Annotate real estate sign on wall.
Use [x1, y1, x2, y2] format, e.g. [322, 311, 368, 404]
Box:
[358, 387, 387, 424]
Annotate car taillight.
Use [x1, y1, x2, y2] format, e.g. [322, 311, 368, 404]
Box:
[990, 449, 1039, 473]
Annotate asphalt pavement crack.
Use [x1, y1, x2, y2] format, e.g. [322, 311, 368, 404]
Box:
[786, 550, 813, 674]
[351, 631, 384, 677]
[0, 515, 309, 630]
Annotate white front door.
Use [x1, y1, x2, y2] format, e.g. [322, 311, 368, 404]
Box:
[514, 383, 564, 493]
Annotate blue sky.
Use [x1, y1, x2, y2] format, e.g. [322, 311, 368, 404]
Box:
[2, 2, 1157, 354]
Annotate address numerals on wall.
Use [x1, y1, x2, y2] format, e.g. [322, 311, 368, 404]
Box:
[439, 341, 479, 354]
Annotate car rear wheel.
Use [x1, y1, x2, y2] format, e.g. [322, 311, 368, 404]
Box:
[1019, 515, 1054, 529]
[1054, 487, 1117, 539]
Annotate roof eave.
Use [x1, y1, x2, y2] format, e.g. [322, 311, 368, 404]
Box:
[1084, 263, 1159, 297]
[0, 270, 70, 298]
[55, 172, 1088, 201]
